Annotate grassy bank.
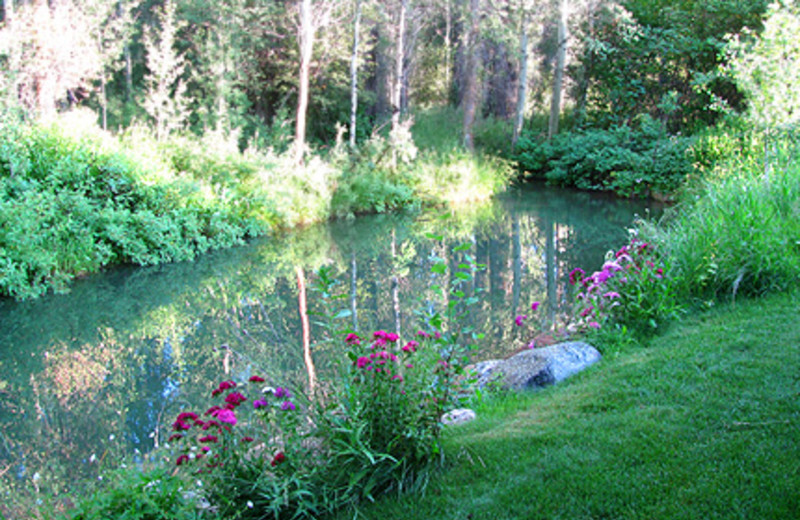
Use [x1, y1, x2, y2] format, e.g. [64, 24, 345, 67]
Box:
[0, 107, 511, 300]
[342, 289, 800, 519]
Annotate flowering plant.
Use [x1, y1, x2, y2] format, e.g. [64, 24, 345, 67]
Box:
[167, 375, 317, 518]
[569, 234, 680, 334]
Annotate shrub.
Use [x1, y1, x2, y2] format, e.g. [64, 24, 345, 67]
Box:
[514, 115, 694, 198]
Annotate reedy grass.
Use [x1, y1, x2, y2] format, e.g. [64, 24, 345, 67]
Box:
[338, 289, 800, 520]
[641, 131, 800, 304]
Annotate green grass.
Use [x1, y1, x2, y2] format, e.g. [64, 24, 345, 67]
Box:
[340, 290, 800, 519]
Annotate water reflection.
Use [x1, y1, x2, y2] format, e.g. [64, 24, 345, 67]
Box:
[0, 185, 661, 510]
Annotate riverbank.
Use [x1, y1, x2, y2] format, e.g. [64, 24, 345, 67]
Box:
[341, 288, 800, 519]
[0, 107, 511, 300]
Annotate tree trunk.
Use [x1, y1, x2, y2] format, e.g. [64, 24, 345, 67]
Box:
[350, 252, 359, 332]
[462, 0, 480, 151]
[512, 10, 529, 147]
[391, 0, 409, 134]
[295, 0, 314, 164]
[3, 0, 13, 22]
[548, 0, 568, 139]
[349, 0, 361, 148]
[445, 0, 452, 95]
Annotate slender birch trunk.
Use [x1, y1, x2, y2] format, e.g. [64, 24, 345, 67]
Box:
[548, 0, 568, 139]
[512, 10, 529, 147]
[295, 0, 314, 164]
[349, 0, 362, 148]
[462, 0, 480, 151]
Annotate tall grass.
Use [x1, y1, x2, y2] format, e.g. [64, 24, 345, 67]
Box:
[641, 128, 800, 303]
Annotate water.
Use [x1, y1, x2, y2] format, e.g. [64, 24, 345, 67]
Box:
[0, 185, 662, 504]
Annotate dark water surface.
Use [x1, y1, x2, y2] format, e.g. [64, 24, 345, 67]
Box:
[0, 185, 662, 502]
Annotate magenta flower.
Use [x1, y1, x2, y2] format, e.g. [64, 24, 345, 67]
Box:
[345, 332, 361, 345]
[202, 420, 220, 430]
[515, 314, 527, 326]
[416, 330, 431, 338]
[589, 321, 601, 329]
[531, 302, 540, 312]
[402, 340, 418, 353]
[603, 291, 621, 299]
[356, 356, 370, 368]
[271, 452, 286, 467]
[205, 405, 222, 416]
[249, 375, 265, 383]
[392, 374, 403, 382]
[274, 387, 291, 399]
[253, 399, 269, 409]
[580, 306, 594, 317]
[569, 268, 585, 285]
[280, 401, 296, 412]
[177, 412, 199, 421]
[172, 420, 192, 431]
[215, 409, 237, 425]
[224, 392, 247, 407]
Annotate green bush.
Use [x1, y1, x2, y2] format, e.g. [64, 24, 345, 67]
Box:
[514, 116, 694, 198]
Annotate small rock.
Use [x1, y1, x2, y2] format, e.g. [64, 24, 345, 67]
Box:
[442, 408, 477, 425]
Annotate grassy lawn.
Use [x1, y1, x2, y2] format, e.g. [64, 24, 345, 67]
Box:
[343, 290, 800, 519]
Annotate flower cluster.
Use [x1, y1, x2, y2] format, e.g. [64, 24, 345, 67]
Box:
[570, 235, 677, 333]
[169, 375, 297, 471]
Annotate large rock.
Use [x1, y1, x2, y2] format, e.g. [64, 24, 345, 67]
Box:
[470, 341, 601, 391]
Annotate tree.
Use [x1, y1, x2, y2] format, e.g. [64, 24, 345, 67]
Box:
[295, 0, 314, 163]
[462, 0, 480, 150]
[548, 0, 568, 138]
[142, 0, 189, 140]
[349, 0, 362, 148]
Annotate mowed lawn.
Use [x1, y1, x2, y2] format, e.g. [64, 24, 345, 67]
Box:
[343, 290, 800, 520]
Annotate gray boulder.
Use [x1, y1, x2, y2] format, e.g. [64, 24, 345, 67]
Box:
[470, 341, 601, 391]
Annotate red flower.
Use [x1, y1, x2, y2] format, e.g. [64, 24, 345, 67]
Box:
[167, 433, 183, 442]
[249, 375, 265, 383]
[205, 405, 222, 416]
[242, 436, 254, 442]
[199, 435, 218, 443]
[177, 412, 199, 421]
[225, 392, 247, 407]
[271, 452, 286, 467]
[172, 419, 192, 431]
[176, 454, 189, 466]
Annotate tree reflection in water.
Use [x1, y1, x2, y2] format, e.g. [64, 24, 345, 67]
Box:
[0, 185, 662, 508]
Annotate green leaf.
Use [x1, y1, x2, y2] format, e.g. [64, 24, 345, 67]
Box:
[431, 262, 446, 275]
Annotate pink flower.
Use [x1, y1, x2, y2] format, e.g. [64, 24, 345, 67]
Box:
[531, 302, 540, 312]
[515, 315, 527, 326]
[345, 332, 361, 345]
[416, 330, 431, 338]
[224, 392, 247, 407]
[589, 321, 601, 329]
[402, 340, 418, 353]
[249, 375, 265, 383]
[392, 374, 403, 382]
[356, 356, 370, 368]
[215, 409, 237, 425]
[603, 291, 621, 299]
[569, 268, 585, 285]
[580, 306, 594, 317]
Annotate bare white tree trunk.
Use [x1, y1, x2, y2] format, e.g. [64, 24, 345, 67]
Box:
[548, 0, 568, 139]
[295, 0, 314, 164]
[391, 0, 409, 134]
[462, 0, 480, 151]
[349, 0, 362, 148]
[512, 10, 529, 147]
